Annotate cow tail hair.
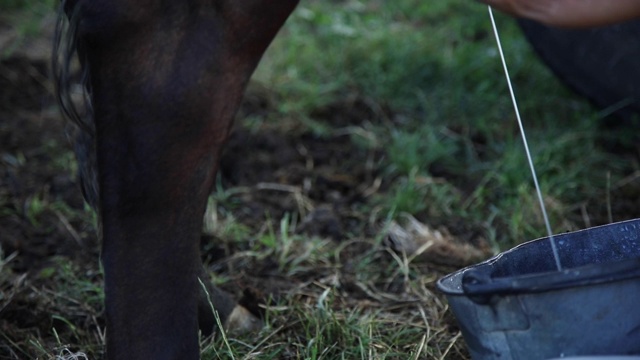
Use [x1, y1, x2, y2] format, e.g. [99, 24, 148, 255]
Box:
[52, 0, 100, 212]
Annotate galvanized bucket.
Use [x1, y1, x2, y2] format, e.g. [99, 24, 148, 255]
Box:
[437, 219, 640, 359]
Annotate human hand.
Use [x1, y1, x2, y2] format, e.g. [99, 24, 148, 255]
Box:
[477, 0, 640, 28]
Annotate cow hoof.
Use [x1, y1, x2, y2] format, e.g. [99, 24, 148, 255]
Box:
[225, 305, 264, 334]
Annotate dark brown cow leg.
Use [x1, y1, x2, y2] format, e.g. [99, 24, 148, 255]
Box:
[70, 1, 298, 359]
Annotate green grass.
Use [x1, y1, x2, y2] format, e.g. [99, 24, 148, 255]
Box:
[0, 0, 56, 57]
[255, 0, 631, 246]
[198, 215, 455, 359]
[1, 256, 104, 359]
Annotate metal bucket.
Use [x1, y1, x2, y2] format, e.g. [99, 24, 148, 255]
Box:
[437, 219, 640, 359]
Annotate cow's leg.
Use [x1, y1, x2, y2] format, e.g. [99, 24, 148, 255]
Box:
[70, 1, 298, 359]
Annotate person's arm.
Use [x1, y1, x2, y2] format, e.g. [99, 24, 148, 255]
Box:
[479, 0, 640, 28]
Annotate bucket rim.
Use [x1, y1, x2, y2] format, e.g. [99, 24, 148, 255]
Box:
[437, 218, 640, 297]
[437, 256, 640, 297]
